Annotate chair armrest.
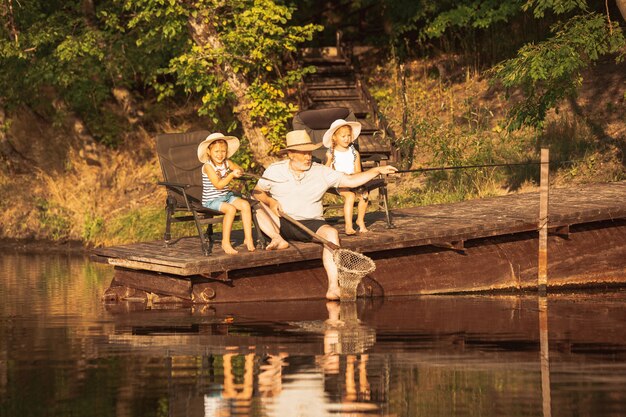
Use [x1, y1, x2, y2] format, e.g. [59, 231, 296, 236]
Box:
[158, 181, 193, 190]
[360, 154, 385, 163]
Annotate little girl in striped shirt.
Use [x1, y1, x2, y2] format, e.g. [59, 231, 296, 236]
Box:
[323, 119, 369, 235]
[198, 133, 255, 254]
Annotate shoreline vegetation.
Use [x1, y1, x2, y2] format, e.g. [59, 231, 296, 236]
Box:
[1, 52, 625, 249]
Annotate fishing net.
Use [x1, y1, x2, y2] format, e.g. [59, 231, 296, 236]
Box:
[334, 249, 376, 301]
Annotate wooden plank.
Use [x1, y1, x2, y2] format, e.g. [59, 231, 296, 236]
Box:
[112, 268, 192, 299]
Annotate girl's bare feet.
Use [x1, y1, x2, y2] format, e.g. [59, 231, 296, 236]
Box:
[344, 228, 357, 236]
[244, 239, 256, 252]
[266, 237, 289, 250]
[222, 243, 238, 255]
[356, 222, 369, 233]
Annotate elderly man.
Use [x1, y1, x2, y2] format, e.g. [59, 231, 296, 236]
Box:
[253, 130, 397, 300]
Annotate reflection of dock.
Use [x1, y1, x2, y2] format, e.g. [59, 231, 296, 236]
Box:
[93, 181, 626, 302]
[105, 294, 626, 356]
[103, 294, 626, 417]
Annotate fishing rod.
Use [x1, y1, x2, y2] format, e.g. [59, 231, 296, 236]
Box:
[240, 172, 286, 183]
[392, 160, 572, 174]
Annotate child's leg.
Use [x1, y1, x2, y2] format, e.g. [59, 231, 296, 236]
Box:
[339, 190, 356, 234]
[231, 198, 255, 251]
[219, 202, 238, 254]
[356, 191, 369, 232]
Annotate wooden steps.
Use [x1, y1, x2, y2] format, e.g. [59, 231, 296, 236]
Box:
[299, 47, 395, 161]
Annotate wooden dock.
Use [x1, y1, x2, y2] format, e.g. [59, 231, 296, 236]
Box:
[92, 181, 626, 302]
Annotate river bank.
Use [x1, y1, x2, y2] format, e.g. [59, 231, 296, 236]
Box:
[0, 238, 87, 255]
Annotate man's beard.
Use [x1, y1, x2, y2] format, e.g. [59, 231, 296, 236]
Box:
[290, 159, 312, 171]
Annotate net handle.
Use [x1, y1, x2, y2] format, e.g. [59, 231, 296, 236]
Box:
[279, 210, 341, 250]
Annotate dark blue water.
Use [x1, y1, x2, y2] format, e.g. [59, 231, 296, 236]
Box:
[1, 252, 626, 417]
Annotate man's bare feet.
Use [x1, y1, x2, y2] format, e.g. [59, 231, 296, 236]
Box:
[324, 301, 343, 325]
[326, 287, 341, 301]
[356, 223, 369, 233]
[244, 239, 256, 252]
[222, 243, 238, 255]
[265, 237, 289, 250]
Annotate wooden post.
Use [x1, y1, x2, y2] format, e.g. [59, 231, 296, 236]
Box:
[538, 148, 549, 292]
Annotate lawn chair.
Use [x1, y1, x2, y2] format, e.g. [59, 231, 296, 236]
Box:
[156, 130, 263, 255]
[291, 107, 393, 228]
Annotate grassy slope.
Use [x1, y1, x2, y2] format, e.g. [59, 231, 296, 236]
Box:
[364, 53, 625, 207]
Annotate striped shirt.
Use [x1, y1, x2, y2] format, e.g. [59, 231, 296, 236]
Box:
[202, 160, 230, 206]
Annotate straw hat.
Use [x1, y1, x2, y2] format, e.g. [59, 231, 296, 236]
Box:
[197, 132, 240, 163]
[278, 130, 323, 154]
[322, 119, 362, 148]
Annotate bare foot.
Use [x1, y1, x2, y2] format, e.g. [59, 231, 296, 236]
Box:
[222, 243, 238, 255]
[344, 228, 357, 236]
[244, 239, 256, 252]
[324, 301, 342, 324]
[357, 223, 369, 233]
[266, 237, 289, 250]
[326, 287, 341, 301]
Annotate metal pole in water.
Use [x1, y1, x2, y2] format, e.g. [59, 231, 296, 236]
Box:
[538, 148, 550, 293]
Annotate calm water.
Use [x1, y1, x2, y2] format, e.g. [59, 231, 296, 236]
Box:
[1, 252, 626, 417]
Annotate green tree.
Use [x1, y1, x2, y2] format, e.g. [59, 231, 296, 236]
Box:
[0, 0, 321, 166]
[0, 0, 148, 145]
[113, 0, 322, 166]
[402, 0, 626, 131]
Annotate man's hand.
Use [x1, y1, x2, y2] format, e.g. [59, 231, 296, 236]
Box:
[269, 198, 283, 217]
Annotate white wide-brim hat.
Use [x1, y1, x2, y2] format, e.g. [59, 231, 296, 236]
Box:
[278, 130, 323, 154]
[197, 132, 240, 163]
[322, 119, 362, 148]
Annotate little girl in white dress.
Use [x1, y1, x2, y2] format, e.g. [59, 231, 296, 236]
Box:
[323, 119, 369, 235]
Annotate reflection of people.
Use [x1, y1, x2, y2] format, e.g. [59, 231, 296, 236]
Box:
[324, 119, 369, 235]
[198, 133, 255, 254]
[317, 301, 374, 413]
[253, 130, 397, 300]
[258, 353, 288, 398]
[222, 353, 255, 401]
[318, 301, 342, 374]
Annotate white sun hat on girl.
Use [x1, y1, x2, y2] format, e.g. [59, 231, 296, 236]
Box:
[322, 119, 362, 148]
[197, 132, 240, 163]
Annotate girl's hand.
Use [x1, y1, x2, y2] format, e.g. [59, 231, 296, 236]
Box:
[232, 169, 243, 178]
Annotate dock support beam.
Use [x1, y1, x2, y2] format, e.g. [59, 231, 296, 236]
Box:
[538, 148, 550, 292]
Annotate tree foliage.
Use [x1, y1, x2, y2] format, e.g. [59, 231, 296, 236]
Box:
[0, 0, 320, 152]
[492, 11, 624, 130]
[1, 0, 624, 154]
[0, 1, 144, 144]
[379, 0, 626, 131]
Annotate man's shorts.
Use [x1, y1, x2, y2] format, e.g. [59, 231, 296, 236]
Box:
[203, 191, 238, 211]
[279, 218, 327, 242]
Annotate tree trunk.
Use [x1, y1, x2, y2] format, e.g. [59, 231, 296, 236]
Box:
[187, 14, 277, 168]
[617, 0, 626, 21]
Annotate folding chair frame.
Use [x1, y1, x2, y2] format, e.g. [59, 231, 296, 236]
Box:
[156, 131, 264, 256]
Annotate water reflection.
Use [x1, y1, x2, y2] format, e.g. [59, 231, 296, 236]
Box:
[539, 296, 552, 417]
[2, 253, 626, 416]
